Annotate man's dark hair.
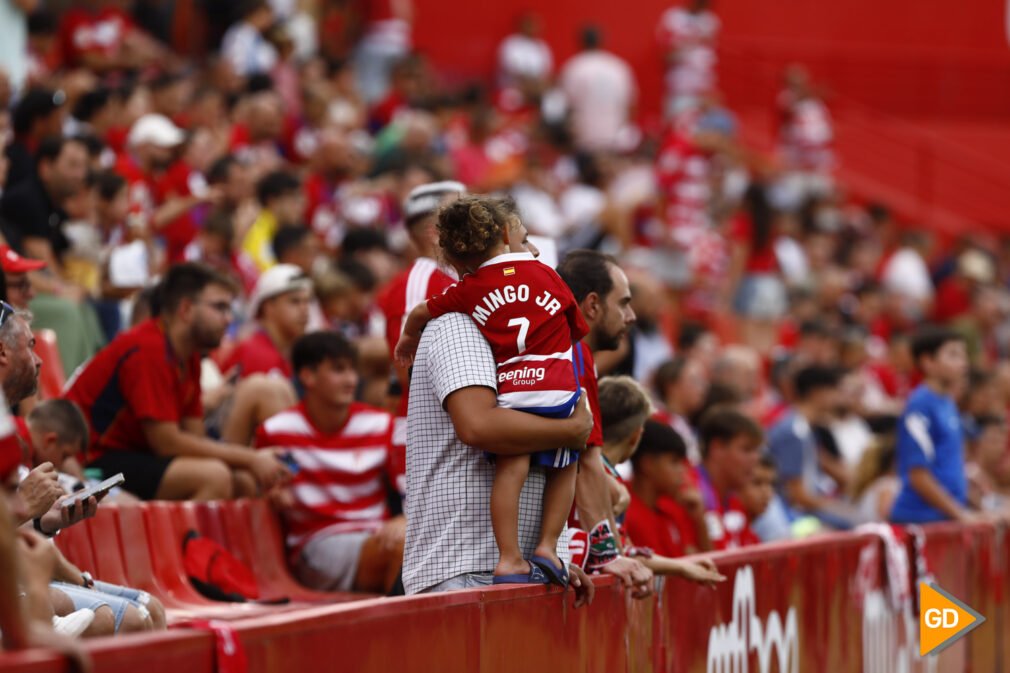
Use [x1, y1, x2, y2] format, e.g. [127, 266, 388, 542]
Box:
[697, 406, 763, 459]
[342, 228, 389, 256]
[35, 135, 84, 165]
[631, 420, 687, 468]
[793, 365, 844, 400]
[911, 326, 964, 364]
[207, 154, 238, 185]
[256, 170, 300, 206]
[799, 319, 832, 339]
[27, 9, 57, 36]
[336, 257, 377, 292]
[272, 226, 311, 262]
[653, 357, 688, 397]
[292, 331, 358, 374]
[677, 321, 709, 351]
[556, 249, 616, 304]
[95, 170, 126, 201]
[158, 262, 235, 314]
[27, 399, 90, 450]
[72, 87, 112, 123]
[580, 25, 601, 50]
[13, 88, 63, 136]
[598, 376, 652, 445]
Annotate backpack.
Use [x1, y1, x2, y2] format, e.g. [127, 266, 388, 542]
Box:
[182, 530, 261, 602]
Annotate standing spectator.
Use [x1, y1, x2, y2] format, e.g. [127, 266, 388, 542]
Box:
[220, 0, 278, 79]
[221, 264, 312, 380]
[890, 328, 974, 523]
[65, 263, 292, 501]
[352, 0, 413, 104]
[400, 309, 595, 597]
[255, 332, 404, 592]
[558, 26, 637, 152]
[556, 249, 653, 587]
[497, 12, 553, 106]
[657, 0, 720, 116]
[775, 65, 834, 205]
[5, 87, 65, 190]
[695, 406, 763, 549]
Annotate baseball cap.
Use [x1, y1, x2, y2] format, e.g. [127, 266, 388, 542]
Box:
[403, 181, 466, 224]
[127, 113, 185, 148]
[248, 264, 312, 317]
[0, 245, 46, 274]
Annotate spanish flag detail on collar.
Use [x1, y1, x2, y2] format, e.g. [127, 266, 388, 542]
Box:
[503, 267, 516, 276]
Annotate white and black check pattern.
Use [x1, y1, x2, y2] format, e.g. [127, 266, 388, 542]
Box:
[402, 313, 567, 594]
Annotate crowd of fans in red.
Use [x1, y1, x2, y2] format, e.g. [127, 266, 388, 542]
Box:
[0, 0, 1006, 664]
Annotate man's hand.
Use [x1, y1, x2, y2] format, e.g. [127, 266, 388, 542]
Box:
[567, 564, 594, 609]
[601, 556, 654, 599]
[18, 463, 64, 521]
[249, 451, 293, 491]
[36, 495, 99, 535]
[374, 515, 406, 551]
[673, 558, 726, 588]
[393, 334, 419, 369]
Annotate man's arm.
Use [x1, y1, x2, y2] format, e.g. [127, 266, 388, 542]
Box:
[444, 386, 592, 454]
[0, 496, 31, 649]
[907, 467, 973, 521]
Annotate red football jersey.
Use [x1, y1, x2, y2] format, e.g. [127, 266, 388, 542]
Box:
[254, 402, 393, 552]
[428, 253, 589, 413]
[694, 465, 760, 550]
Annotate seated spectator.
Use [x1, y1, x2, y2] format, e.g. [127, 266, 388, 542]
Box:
[597, 377, 723, 586]
[273, 226, 322, 276]
[1, 245, 45, 309]
[65, 263, 292, 501]
[183, 209, 260, 296]
[966, 414, 1010, 514]
[695, 406, 763, 549]
[767, 365, 858, 529]
[624, 419, 705, 558]
[740, 454, 794, 541]
[653, 356, 708, 463]
[850, 435, 899, 523]
[243, 170, 304, 272]
[254, 331, 403, 593]
[890, 327, 974, 523]
[221, 264, 312, 380]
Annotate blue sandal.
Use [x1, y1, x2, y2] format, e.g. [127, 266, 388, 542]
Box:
[493, 562, 549, 585]
[531, 555, 569, 587]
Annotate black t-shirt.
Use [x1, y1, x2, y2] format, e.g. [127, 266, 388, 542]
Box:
[4, 141, 36, 192]
[0, 176, 69, 257]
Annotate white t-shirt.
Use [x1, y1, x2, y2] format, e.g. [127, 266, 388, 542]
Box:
[881, 247, 934, 303]
[0, 0, 29, 92]
[498, 34, 553, 84]
[221, 21, 278, 77]
[559, 50, 637, 151]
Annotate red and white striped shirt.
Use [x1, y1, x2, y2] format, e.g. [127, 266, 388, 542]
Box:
[254, 402, 394, 552]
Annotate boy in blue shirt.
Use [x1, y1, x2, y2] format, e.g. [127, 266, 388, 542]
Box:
[890, 327, 975, 524]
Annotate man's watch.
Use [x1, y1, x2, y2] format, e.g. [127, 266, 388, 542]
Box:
[81, 571, 94, 589]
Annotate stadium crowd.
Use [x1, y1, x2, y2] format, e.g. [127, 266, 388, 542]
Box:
[0, 0, 1006, 661]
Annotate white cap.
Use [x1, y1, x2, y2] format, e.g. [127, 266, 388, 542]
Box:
[249, 264, 312, 317]
[403, 181, 466, 223]
[127, 113, 185, 148]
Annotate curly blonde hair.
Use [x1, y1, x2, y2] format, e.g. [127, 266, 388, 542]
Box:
[436, 196, 517, 265]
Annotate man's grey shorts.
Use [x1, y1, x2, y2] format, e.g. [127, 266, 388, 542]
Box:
[420, 573, 494, 593]
[296, 531, 371, 592]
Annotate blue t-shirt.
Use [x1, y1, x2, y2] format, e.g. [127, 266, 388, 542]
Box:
[890, 384, 967, 523]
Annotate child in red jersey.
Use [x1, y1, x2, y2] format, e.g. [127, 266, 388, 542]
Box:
[396, 196, 588, 585]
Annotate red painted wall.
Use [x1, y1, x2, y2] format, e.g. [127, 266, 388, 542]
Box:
[413, 0, 1010, 120]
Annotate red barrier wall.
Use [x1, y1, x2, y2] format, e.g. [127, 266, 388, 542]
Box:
[0, 523, 1004, 673]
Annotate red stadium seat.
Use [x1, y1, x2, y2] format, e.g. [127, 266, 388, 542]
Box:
[33, 329, 66, 399]
[55, 517, 97, 575]
[85, 506, 132, 587]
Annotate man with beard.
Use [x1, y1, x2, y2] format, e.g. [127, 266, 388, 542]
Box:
[556, 250, 653, 594]
[65, 263, 291, 501]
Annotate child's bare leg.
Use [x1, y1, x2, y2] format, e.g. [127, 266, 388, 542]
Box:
[534, 460, 578, 568]
[492, 454, 531, 576]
